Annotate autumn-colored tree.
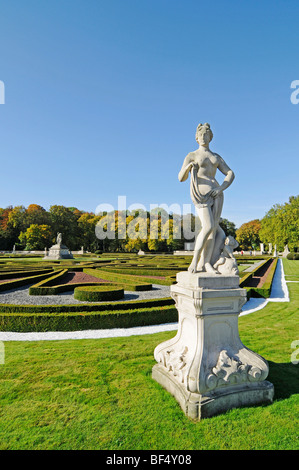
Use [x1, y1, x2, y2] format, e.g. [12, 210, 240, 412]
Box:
[26, 204, 50, 226]
[0, 206, 26, 249]
[0, 207, 14, 249]
[19, 224, 53, 250]
[236, 219, 261, 250]
[7, 206, 27, 230]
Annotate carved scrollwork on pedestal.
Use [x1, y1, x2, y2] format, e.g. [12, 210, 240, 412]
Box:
[194, 298, 203, 315]
[158, 346, 189, 384]
[205, 349, 263, 391]
[171, 291, 179, 308]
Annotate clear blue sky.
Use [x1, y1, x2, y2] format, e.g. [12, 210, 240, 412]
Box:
[0, 0, 298, 228]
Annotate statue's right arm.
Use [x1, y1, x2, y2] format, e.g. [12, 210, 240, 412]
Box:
[178, 154, 194, 182]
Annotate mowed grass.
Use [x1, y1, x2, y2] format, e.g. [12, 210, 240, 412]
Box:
[0, 259, 298, 450]
[284, 259, 299, 281]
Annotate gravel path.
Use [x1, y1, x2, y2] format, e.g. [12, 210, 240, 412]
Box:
[0, 283, 171, 305]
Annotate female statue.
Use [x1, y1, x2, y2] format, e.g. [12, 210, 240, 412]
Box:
[178, 123, 235, 273]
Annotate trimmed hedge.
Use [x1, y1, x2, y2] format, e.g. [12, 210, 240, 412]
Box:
[0, 270, 56, 292]
[29, 281, 104, 296]
[0, 304, 178, 332]
[242, 258, 278, 298]
[74, 285, 124, 302]
[83, 268, 153, 291]
[28, 269, 69, 295]
[0, 296, 174, 314]
[239, 258, 272, 288]
[0, 268, 53, 279]
[249, 258, 278, 298]
[95, 267, 175, 286]
[287, 252, 299, 260]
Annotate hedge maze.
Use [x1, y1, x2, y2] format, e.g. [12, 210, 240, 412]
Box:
[0, 253, 278, 332]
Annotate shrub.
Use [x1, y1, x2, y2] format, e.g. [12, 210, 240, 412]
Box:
[241, 258, 278, 298]
[0, 305, 178, 332]
[287, 252, 299, 260]
[0, 268, 52, 280]
[74, 285, 124, 302]
[0, 297, 174, 314]
[0, 270, 57, 292]
[83, 268, 152, 291]
[28, 269, 68, 295]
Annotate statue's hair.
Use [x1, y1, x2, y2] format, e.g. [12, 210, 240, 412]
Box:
[195, 122, 213, 144]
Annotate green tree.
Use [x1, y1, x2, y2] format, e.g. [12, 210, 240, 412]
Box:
[161, 217, 184, 251]
[219, 218, 237, 238]
[260, 196, 299, 251]
[26, 204, 50, 226]
[77, 212, 101, 252]
[6, 206, 28, 248]
[19, 224, 53, 250]
[49, 205, 80, 249]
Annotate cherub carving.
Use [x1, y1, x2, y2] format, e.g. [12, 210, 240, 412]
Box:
[213, 236, 239, 275]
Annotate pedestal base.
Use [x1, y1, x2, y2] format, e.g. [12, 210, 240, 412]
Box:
[152, 271, 274, 420]
[43, 244, 73, 260]
[152, 363, 274, 420]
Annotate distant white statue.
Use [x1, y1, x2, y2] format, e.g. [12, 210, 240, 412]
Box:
[56, 232, 62, 246]
[179, 123, 235, 274]
[282, 244, 290, 258]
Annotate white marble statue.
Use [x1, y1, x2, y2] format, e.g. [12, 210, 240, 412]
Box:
[152, 125, 274, 420]
[56, 232, 62, 246]
[179, 123, 235, 274]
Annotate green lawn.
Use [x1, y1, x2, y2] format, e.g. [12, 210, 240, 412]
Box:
[284, 259, 299, 281]
[0, 259, 298, 450]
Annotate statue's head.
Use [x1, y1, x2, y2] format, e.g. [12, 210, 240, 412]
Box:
[195, 123, 213, 146]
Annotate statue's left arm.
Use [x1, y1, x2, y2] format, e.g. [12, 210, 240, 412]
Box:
[210, 155, 235, 198]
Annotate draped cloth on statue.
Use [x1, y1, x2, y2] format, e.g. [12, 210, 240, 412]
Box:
[190, 166, 221, 209]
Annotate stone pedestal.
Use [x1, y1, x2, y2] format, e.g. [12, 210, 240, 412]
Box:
[152, 272, 274, 420]
[43, 243, 73, 260]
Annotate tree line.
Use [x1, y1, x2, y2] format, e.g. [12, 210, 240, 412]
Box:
[3, 196, 296, 254]
[236, 195, 299, 251]
[0, 204, 236, 253]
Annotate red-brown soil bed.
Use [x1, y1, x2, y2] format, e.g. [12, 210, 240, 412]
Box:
[0, 278, 24, 284]
[57, 271, 109, 285]
[246, 259, 275, 288]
